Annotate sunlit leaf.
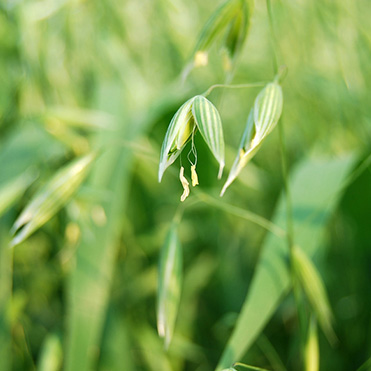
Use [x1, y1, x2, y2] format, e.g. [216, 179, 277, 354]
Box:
[192, 95, 225, 178]
[45, 106, 116, 130]
[38, 333, 63, 371]
[304, 315, 319, 371]
[216, 154, 356, 370]
[157, 223, 183, 349]
[293, 246, 337, 345]
[11, 152, 96, 247]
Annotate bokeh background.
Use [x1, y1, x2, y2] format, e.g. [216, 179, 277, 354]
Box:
[0, 0, 370, 370]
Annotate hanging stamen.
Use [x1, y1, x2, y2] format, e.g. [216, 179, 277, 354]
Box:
[179, 166, 190, 202]
[186, 126, 199, 188]
[191, 165, 199, 187]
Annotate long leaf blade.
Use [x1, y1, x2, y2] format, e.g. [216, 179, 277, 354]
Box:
[293, 246, 337, 345]
[216, 154, 356, 370]
[304, 315, 319, 371]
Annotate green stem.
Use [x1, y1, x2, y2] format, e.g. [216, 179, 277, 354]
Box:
[233, 362, 270, 371]
[202, 82, 266, 98]
[266, 0, 306, 355]
[266, 0, 279, 74]
[278, 117, 307, 358]
[196, 191, 286, 238]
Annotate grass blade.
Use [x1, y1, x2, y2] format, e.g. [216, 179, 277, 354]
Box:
[0, 229, 12, 371]
[37, 333, 62, 371]
[304, 315, 319, 371]
[11, 152, 96, 247]
[0, 170, 36, 217]
[216, 154, 356, 370]
[293, 246, 337, 345]
[157, 223, 183, 349]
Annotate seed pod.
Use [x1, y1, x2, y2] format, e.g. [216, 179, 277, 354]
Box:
[221, 82, 283, 195]
[192, 95, 225, 178]
[158, 98, 195, 182]
[159, 96, 225, 182]
[157, 224, 183, 349]
[193, 0, 241, 56]
[223, 0, 253, 69]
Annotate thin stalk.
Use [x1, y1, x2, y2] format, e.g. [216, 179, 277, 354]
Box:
[202, 82, 266, 98]
[195, 191, 286, 238]
[266, 0, 279, 74]
[278, 117, 307, 362]
[266, 0, 306, 361]
[233, 362, 269, 371]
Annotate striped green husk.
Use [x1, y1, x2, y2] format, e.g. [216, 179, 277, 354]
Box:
[221, 82, 283, 195]
[192, 95, 225, 178]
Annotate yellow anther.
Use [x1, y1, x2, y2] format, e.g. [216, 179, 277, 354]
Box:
[191, 165, 199, 187]
[179, 166, 190, 202]
[194, 51, 208, 67]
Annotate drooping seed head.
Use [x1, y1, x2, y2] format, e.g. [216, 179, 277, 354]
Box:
[159, 96, 225, 183]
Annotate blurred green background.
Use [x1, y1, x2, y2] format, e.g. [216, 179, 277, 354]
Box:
[0, 0, 370, 370]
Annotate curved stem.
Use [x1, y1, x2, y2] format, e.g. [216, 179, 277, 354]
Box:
[195, 191, 286, 238]
[202, 82, 266, 98]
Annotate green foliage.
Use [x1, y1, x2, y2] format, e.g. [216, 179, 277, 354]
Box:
[0, 0, 370, 370]
[157, 223, 183, 349]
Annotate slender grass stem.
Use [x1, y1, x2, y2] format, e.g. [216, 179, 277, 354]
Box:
[233, 362, 270, 371]
[195, 191, 286, 238]
[202, 83, 266, 98]
[266, 0, 279, 74]
[266, 0, 306, 360]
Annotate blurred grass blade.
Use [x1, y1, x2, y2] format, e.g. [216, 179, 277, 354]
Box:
[356, 357, 371, 371]
[11, 152, 96, 247]
[99, 309, 134, 371]
[221, 82, 283, 195]
[0, 230, 12, 371]
[37, 333, 62, 371]
[159, 98, 195, 181]
[45, 106, 116, 130]
[304, 315, 319, 371]
[293, 246, 337, 345]
[0, 170, 36, 217]
[65, 84, 182, 371]
[192, 95, 225, 178]
[157, 223, 183, 349]
[216, 154, 356, 370]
